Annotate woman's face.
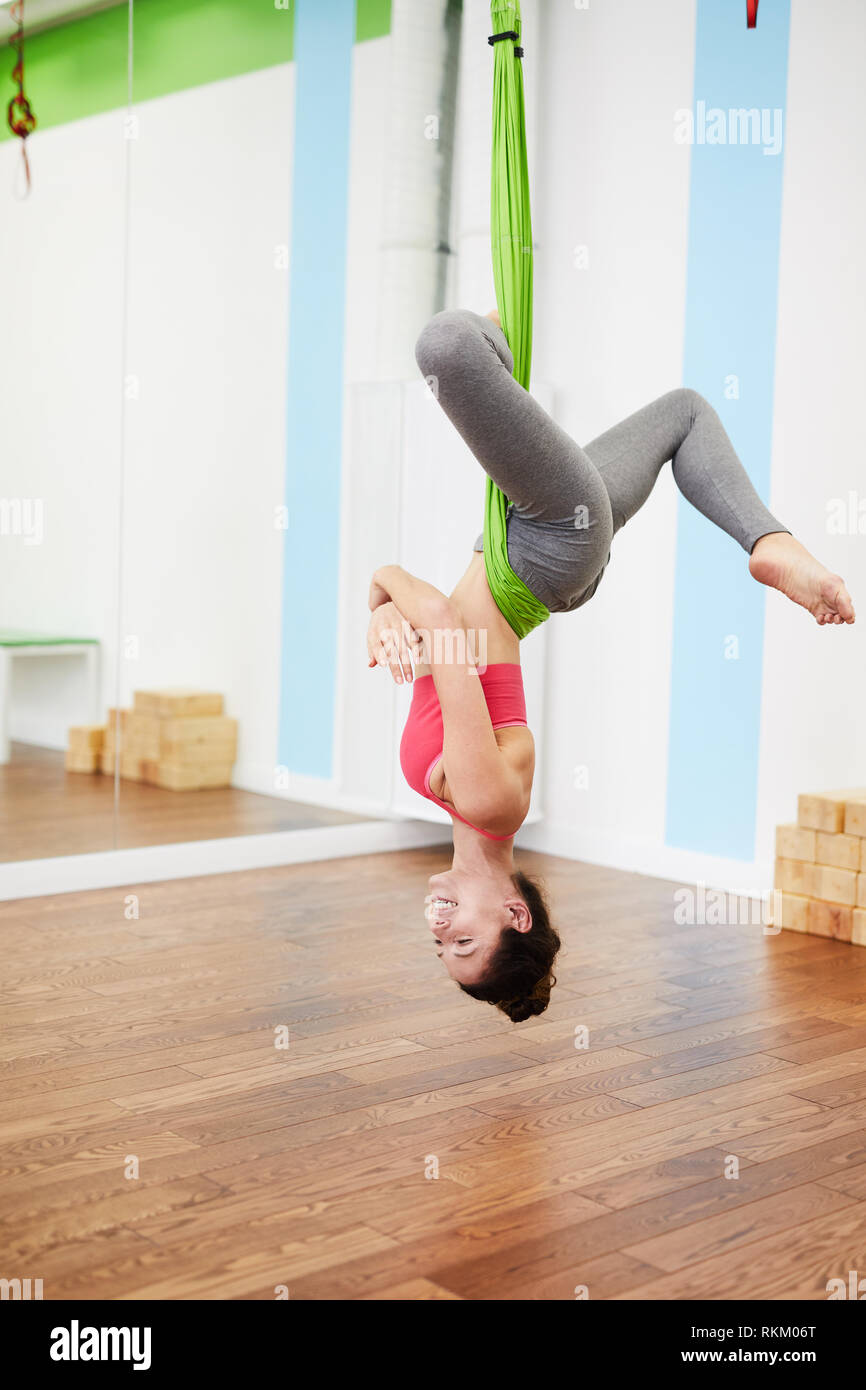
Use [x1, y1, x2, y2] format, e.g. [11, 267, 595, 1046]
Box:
[425, 869, 531, 985]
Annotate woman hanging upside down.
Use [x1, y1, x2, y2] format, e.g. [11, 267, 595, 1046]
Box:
[367, 308, 855, 1023]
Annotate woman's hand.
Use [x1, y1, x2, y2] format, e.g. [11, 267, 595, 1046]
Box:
[368, 573, 392, 612]
[367, 601, 423, 684]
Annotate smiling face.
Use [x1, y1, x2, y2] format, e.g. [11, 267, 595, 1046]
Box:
[425, 869, 532, 986]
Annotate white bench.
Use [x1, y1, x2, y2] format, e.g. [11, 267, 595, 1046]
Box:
[0, 630, 101, 764]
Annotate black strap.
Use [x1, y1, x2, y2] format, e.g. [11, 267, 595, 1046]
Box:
[488, 30, 524, 58]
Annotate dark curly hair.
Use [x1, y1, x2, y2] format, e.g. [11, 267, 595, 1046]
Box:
[458, 870, 560, 1023]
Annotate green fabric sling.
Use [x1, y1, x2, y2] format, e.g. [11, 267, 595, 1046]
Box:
[483, 0, 550, 640]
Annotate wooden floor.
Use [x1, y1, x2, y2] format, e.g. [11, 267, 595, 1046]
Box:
[4, 846, 866, 1301]
[0, 744, 364, 862]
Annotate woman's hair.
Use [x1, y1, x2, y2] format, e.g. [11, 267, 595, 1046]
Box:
[458, 870, 560, 1023]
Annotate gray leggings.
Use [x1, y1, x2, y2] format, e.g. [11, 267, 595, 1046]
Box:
[414, 308, 788, 613]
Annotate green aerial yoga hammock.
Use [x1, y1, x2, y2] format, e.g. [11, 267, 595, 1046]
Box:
[483, 0, 550, 640]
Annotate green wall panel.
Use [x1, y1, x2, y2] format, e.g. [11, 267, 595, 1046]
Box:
[1, 0, 391, 143]
[356, 0, 391, 43]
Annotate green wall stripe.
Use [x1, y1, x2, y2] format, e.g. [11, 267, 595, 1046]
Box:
[1, 0, 390, 144]
[356, 0, 391, 43]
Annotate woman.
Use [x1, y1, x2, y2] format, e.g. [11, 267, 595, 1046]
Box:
[367, 308, 855, 1023]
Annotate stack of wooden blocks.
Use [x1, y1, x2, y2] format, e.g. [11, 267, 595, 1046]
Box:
[64, 725, 106, 774]
[68, 689, 237, 791]
[775, 789, 866, 945]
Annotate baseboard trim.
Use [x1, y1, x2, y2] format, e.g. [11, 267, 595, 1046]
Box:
[515, 819, 774, 895]
[230, 762, 396, 821]
[1, 811, 775, 904]
[0, 819, 451, 902]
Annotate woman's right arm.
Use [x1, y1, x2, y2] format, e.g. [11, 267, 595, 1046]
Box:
[430, 636, 526, 834]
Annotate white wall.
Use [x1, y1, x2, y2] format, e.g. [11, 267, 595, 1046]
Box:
[755, 0, 866, 865]
[0, 64, 296, 774]
[518, 0, 696, 875]
[518, 0, 866, 893]
[119, 64, 294, 791]
[0, 108, 125, 740]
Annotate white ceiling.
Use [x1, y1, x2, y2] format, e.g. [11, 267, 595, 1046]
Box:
[0, 0, 126, 43]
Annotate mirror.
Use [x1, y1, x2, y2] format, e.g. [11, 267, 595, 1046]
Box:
[0, 0, 378, 871]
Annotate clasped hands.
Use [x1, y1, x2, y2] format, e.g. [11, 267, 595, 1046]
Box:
[367, 578, 424, 685]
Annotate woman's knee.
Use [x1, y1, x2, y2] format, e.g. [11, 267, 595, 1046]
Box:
[572, 479, 615, 559]
[677, 386, 711, 424]
[414, 309, 477, 381]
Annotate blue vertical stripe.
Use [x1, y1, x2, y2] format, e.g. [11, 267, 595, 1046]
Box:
[665, 0, 790, 859]
[278, 0, 355, 777]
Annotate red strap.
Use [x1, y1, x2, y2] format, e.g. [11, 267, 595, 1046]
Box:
[747, 0, 759, 27]
[7, 91, 36, 140]
[6, 0, 36, 192]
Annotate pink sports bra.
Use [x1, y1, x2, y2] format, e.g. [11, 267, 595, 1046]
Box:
[399, 662, 527, 841]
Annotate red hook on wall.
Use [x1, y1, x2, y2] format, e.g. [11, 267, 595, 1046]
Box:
[747, 0, 759, 27]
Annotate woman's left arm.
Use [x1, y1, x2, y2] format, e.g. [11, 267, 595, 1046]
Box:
[372, 567, 524, 832]
[369, 565, 451, 630]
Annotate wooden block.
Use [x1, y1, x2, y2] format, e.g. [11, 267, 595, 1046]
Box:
[858, 874, 866, 909]
[775, 824, 816, 862]
[67, 724, 105, 752]
[815, 830, 861, 871]
[99, 750, 146, 780]
[797, 790, 852, 833]
[845, 797, 866, 837]
[776, 892, 810, 933]
[853, 909, 866, 948]
[812, 863, 858, 907]
[133, 689, 224, 719]
[122, 754, 148, 781]
[64, 749, 100, 774]
[116, 714, 237, 763]
[141, 761, 233, 791]
[110, 736, 163, 761]
[123, 712, 162, 760]
[160, 739, 236, 765]
[103, 710, 131, 751]
[774, 858, 818, 898]
[160, 715, 237, 746]
[806, 899, 853, 942]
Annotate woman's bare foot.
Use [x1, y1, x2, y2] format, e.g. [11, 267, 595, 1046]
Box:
[749, 532, 855, 625]
[485, 308, 501, 328]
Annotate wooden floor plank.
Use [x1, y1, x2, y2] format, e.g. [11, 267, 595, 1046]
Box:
[726, 1097, 866, 1163]
[816, 1161, 866, 1200]
[621, 1184, 857, 1272]
[614, 1202, 866, 1300]
[359, 1277, 463, 1300]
